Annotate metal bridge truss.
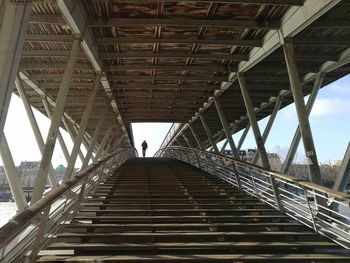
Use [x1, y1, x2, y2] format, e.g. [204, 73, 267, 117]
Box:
[0, 0, 350, 261]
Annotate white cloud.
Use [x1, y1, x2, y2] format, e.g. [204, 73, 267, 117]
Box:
[310, 98, 350, 117]
[280, 104, 297, 120]
[328, 82, 350, 94]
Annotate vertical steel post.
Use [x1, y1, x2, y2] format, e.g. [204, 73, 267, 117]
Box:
[93, 126, 112, 163]
[282, 74, 324, 174]
[252, 97, 283, 164]
[0, 135, 27, 211]
[81, 101, 109, 169]
[31, 36, 81, 204]
[333, 143, 350, 192]
[0, 2, 31, 134]
[283, 41, 322, 184]
[188, 124, 204, 150]
[63, 74, 102, 182]
[237, 123, 250, 151]
[16, 77, 59, 187]
[214, 97, 239, 158]
[62, 117, 85, 162]
[199, 113, 219, 153]
[238, 74, 270, 169]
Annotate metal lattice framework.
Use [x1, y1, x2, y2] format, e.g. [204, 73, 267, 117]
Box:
[0, 0, 349, 220]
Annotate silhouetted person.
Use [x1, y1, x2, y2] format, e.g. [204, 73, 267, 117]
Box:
[142, 140, 148, 157]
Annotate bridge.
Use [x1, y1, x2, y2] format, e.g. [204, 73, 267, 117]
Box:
[0, 0, 350, 262]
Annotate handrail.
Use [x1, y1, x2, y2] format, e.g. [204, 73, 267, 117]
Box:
[0, 146, 138, 262]
[155, 146, 350, 249]
[159, 123, 183, 150]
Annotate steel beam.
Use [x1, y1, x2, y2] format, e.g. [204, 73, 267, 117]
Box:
[31, 37, 81, 204]
[220, 124, 237, 153]
[182, 134, 193, 148]
[63, 74, 102, 182]
[282, 73, 324, 174]
[57, 0, 130, 146]
[252, 96, 283, 164]
[214, 97, 239, 158]
[0, 2, 31, 135]
[89, 17, 279, 30]
[333, 143, 350, 192]
[72, 123, 92, 153]
[238, 74, 270, 168]
[61, 117, 85, 162]
[199, 113, 219, 153]
[111, 84, 219, 91]
[105, 64, 232, 72]
[90, 0, 303, 6]
[188, 124, 204, 150]
[16, 77, 59, 188]
[101, 52, 248, 61]
[237, 123, 250, 151]
[0, 135, 28, 211]
[108, 75, 227, 82]
[81, 101, 109, 169]
[283, 41, 321, 184]
[95, 37, 261, 47]
[93, 126, 112, 163]
[42, 97, 70, 163]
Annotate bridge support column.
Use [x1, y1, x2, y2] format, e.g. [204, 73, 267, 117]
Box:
[42, 97, 70, 163]
[252, 96, 283, 165]
[0, 2, 31, 135]
[214, 97, 239, 158]
[62, 117, 85, 162]
[31, 37, 81, 204]
[238, 74, 270, 169]
[16, 77, 59, 188]
[281, 73, 324, 174]
[333, 143, 350, 192]
[237, 123, 250, 151]
[93, 126, 112, 163]
[81, 101, 109, 169]
[188, 124, 204, 150]
[63, 74, 102, 182]
[283, 41, 322, 184]
[199, 113, 219, 153]
[0, 135, 27, 211]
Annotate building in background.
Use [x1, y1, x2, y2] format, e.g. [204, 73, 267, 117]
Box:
[0, 162, 66, 201]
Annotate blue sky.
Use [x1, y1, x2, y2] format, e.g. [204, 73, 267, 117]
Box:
[0, 74, 349, 166]
[229, 74, 350, 164]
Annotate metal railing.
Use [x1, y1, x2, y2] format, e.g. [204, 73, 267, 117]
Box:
[159, 123, 184, 150]
[0, 147, 138, 263]
[155, 146, 350, 249]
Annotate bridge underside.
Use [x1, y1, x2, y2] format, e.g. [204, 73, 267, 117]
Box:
[38, 158, 350, 262]
[0, 1, 350, 261]
[0, 0, 348, 146]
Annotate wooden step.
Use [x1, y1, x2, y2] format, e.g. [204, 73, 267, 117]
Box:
[46, 240, 339, 251]
[37, 158, 349, 262]
[37, 253, 350, 262]
[61, 222, 306, 232]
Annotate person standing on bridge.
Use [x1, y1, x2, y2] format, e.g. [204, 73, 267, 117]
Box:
[141, 140, 148, 157]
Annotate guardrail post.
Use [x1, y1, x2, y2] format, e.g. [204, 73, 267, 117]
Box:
[268, 174, 283, 211]
[302, 186, 318, 232]
[29, 205, 51, 262]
